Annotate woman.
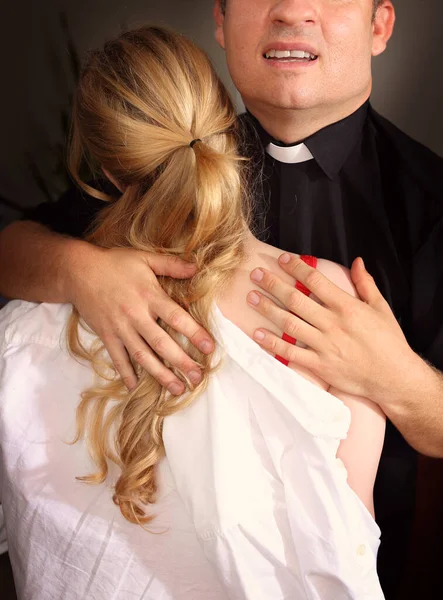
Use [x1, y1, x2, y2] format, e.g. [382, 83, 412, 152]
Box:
[0, 26, 385, 599]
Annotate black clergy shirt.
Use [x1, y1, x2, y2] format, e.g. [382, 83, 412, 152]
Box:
[23, 101, 443, 597]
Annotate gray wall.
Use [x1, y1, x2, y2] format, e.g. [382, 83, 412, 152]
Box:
[1, 0, 442, 227]
[371, 1, 443, 158]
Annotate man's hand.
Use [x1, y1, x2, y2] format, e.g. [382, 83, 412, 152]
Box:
[66, 245, 214, 394]
[247, 253, 418, 406]
[246, 253, 443, 457]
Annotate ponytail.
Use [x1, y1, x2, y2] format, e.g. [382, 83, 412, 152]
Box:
[67, 26, 250, 525]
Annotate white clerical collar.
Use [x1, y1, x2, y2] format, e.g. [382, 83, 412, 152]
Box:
[266, 142, 314, 164]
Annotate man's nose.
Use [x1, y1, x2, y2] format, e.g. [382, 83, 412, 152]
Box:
[269, 0, 318, 27]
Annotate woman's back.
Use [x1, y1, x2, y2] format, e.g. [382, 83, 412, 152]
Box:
[0, 284, 384, 598]
[0, 301, 227, 599]
[164, 288, 384, 598]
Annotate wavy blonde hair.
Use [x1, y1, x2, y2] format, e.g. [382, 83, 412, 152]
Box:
[67, 26, 250, 525]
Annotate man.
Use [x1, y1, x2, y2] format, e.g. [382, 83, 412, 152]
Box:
[0, 0, 442, 596]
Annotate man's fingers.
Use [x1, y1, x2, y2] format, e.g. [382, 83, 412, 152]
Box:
[252, 327, 319, 370]
[145, 252, 196, 279]
[72, 246, 210, 395]
[152, 292, 214, 355]
[247, 291, 322, 350]
[134, 318, 204, 385]
[102, 337, 139, 391]
[249, 268, 329, 329]
[277, 253, 350, 309]
[104, 334, 186, 395]
[121, 329, 192, 394]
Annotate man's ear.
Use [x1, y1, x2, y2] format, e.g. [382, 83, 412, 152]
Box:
[102, 168, 126, 193]
[213, 0, 226, 50]
[372, 1, 395, 56]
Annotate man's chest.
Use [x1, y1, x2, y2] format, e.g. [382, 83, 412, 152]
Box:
[257, 158, 425, 319]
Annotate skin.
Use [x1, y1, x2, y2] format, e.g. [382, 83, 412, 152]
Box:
[214, 0, 394, 142]
[1, 1, 442, 457]
[0, 220, 213, 394]
[246, 254, 443, 457]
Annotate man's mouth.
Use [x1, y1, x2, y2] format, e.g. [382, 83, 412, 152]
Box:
[264, 49, 318, 62]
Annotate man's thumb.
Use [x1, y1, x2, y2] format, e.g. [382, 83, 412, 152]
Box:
[351, 257, 383, 306]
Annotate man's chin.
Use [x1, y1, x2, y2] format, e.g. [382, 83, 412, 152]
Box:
[259, 95, 323, 113]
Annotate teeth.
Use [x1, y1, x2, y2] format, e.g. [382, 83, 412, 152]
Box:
[265, 49, 317, 60]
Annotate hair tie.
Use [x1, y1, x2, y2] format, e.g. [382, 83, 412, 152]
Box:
[190, 138, 202, 149]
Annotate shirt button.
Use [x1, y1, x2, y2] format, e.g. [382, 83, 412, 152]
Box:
[357, 544, 366, 556]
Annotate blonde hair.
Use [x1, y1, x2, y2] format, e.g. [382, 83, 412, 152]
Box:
[67, 26, 250, 525]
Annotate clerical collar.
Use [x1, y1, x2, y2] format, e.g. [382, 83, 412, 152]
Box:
[248, 101, 369, 179]
[266, 141, 314, 164]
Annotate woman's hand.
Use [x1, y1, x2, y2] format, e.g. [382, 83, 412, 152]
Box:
[247, 253, 417, 407]
[66, 244, 214, 393]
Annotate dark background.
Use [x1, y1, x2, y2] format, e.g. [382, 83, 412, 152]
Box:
[0, 0, 442, 231]
[0, 1, 442, 599]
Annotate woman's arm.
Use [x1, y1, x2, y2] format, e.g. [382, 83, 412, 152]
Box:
[317, 259, 386, 516]
[330, 387, 386, 517]
[288, 259, 386, 515]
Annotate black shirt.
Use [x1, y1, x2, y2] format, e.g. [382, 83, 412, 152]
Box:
[24, 101, 443, 595]
[241, 102, 443, 369]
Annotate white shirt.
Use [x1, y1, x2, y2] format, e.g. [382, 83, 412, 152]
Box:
[0, 300, 384, 599]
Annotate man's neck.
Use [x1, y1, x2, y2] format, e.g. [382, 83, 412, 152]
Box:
[247, 95, 371, 144]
